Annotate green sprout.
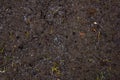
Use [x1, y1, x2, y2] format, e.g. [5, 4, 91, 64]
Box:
[0, 48, 4, 54]
[9, 32, 14, 40]
[25, 31, 30, 38]
[96, 72, 105, 80]
[51, 62, 61, 76]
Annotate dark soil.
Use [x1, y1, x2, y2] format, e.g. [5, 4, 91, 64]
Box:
[0, 0, 120, 80]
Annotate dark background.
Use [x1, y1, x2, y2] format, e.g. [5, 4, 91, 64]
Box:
[0, 0, 120, 80]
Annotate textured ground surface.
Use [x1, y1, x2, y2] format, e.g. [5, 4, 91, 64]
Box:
[0, 0, 120, 80]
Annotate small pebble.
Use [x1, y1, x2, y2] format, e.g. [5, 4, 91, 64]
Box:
[93, 22, 97, 24]
[0, 26, 3, 29]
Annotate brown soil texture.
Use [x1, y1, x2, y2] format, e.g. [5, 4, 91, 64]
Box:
[0, 0, 120, 80]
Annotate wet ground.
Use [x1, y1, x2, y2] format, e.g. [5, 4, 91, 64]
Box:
[0, 0, 120, 80]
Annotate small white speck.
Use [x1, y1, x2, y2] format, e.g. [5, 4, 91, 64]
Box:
[93, 22, 97, 24]
[0, 70, 5, 73]
[24, 16, 27, 22]
[31, 54, 33, 57]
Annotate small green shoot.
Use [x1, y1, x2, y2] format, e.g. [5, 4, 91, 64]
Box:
[25, 31, 30, 38]
[51, 62, 61, 76]
[0, 48, 4, 54]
